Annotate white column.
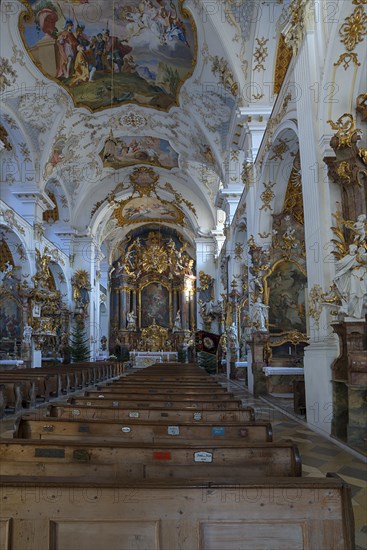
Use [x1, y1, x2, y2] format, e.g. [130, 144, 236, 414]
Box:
[72, 236, 98, 357]
[295, 34, 338, 436]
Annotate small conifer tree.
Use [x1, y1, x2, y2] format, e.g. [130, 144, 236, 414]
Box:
[69, 318, 90, 362]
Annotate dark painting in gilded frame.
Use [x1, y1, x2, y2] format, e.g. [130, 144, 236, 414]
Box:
[140, 282, 169, 328]
[0, 295, 22, 340]
[265, 260, 307, 334]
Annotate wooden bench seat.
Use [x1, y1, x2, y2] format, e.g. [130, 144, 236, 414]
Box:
[83, 389, 236, 401]
[68, 395, 244, 410]
[46, 403, 255, 422]
[108, 383, 226, 391]
[0, 475, 354, 550]
[14, 416, 272, 443]
[93, 385, 230, 395]
[0, 438, 301, 478]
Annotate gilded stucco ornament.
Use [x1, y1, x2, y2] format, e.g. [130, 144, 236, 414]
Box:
[334, 52, 360, 71]
[324, 109, 367, 207]
[0, 209, 25, 235]
[356, 92, 367, 121]
[260, 182, 276, 212]
[327, 114, 361, 148]
[211, 56, 238, 96]
[0, 57, 17, 91]
[308, 284, 324, 329]
[253, 37, 269, 72]
[339, 6, 367, 51]
[283, 0, 311, 55]
[0, 125, 12, 151]
[198, 271, 214, 292]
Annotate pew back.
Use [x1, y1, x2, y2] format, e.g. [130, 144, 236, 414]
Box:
[14, 416, 273, 443]
[0, 476, 354, 550]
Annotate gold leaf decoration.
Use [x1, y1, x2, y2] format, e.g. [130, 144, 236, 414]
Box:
[260, 182, 276, 211]
[339, 6, 367, 51]
[283, 152, 304, 225]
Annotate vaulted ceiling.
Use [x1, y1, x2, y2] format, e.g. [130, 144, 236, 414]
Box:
[1, 0, 292, 255]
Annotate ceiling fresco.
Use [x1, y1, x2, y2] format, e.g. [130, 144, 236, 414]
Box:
[1, 0, 293, 242]
[100, 135, 179, 169]
[20, 0, 196, 111]
[113, 195, 184, 226]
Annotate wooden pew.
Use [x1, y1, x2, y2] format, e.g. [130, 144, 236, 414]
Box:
[68, 395, 244, 410]
[0, 439, 301, 478]
[0, 362, 123, 417]
[92, 385, 231, 395]
[47, 403, 256, 422]
[104, 382, 226, 391]
[0, 475, 355, 549]
[14, 416, 273, 443]
[0, 374, 57, 416]
[83, 389, 237, 401]
[0, 379, 35, 415]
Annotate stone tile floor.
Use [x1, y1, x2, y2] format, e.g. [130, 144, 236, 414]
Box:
[221, 378, 367, 550]
[1, 373, 366, 549]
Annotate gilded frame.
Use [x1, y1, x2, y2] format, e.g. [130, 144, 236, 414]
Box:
[138, 279, 172, 328]
[263, 258, 308, 342]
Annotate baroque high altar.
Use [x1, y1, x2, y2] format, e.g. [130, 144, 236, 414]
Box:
[109, 230, 196, 353]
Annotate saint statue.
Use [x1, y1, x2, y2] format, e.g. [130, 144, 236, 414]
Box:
[127, 310, 137, 331]
[252, 297, 269, 332]
[227, 322, 238, 345]
[172, 310, 182, 332]
[333, 244, 367, 319]
[22, 324, 33, 345]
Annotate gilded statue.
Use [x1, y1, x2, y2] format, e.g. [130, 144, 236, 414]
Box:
[71, 269, 91, 311]
[32, 248, 53, 290]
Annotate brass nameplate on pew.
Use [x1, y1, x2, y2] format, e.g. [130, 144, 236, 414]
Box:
[35, 448, 65, 458]
[98, 395, 105, 398]
[121, 427, 131, 433]
[128, 412, 139, 418]
[42, 425, 54, 432]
